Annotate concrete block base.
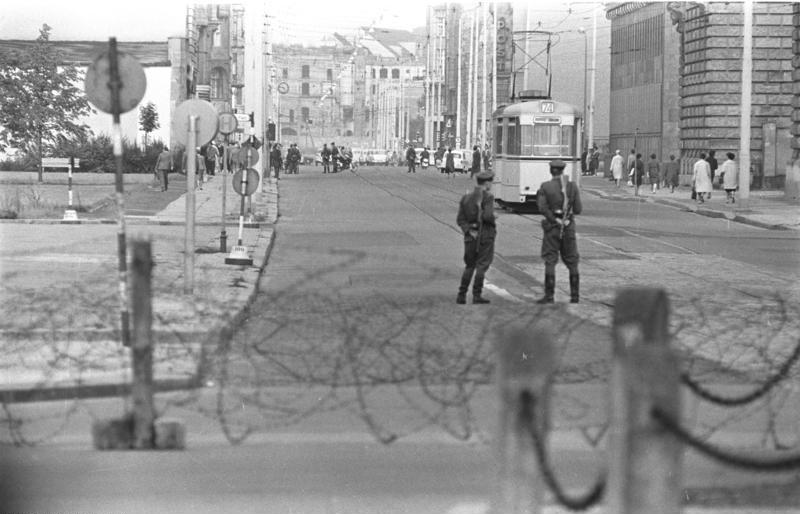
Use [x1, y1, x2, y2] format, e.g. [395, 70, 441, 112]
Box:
[154, 417, 186, 450]
[92, 415, 134, 450]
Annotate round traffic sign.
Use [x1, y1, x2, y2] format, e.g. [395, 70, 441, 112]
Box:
[236, 144, 259, 166]
[277, 82, 290, 94]
[84, 52, 147, 114]
[218, 113, 238, 135]
[232, 168, 260, 196]
[173, 99, 219, 147]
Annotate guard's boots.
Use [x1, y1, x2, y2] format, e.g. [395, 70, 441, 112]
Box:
[569, 274, 580, 304]
[473, 276, 491, 304]
[536, 274, 556, 304]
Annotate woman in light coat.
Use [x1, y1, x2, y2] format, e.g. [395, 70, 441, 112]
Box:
[692, 153, 712, 203]
[609, 149, 624, 188]
[720, 152, 738, 204]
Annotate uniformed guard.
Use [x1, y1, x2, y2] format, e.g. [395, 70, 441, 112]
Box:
[456, 171, 496, 304]
[536, 159, 582, 303]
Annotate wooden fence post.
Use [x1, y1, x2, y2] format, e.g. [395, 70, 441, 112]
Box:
[608, 288, 682, 513]
[130, 238, 155, 449]
[494, 325, 557, 514]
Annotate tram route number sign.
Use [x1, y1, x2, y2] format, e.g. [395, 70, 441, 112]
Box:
[540, 101, 555, 113]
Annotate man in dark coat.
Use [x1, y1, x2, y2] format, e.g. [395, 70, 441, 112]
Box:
[471, 145, 481, 177]
[706, 150, 718, 199]
[445, 147, 455, 176]
[405, 145, 416, 173]
[322, 144, 331, 173]
[330, 142, 340, 172]
[270, 143, 282, 180]
[536, 160, 583, 304]
[456, 171, 496, 304]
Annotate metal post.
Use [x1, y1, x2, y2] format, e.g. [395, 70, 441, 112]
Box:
[220, 137, 228, 252]
[588, 4, 598, 150]
[456, 15, 463, 146]
[738, 0, 753, 209]
[108, 38, 130, 348]
[494, 326, 556, 514]
[130, 238, 155, 449]
[608, 288, 682, 514]
[481, 2, 488, 146]
[68, 157, 73, 208]
[184, 116, 197, 295]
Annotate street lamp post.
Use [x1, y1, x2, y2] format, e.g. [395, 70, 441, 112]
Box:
[578, 27, 588, 156]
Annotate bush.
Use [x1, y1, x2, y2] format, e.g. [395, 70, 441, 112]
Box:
[0, 154, 39, 171]
[48, 134, 166, 173]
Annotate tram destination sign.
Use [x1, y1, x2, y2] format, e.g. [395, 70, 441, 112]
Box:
[534, 116, 562, 124]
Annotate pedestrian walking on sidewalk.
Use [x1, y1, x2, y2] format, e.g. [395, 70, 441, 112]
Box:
[626, 149, 636, 184]
[445, 147, 456, 177]
[536, 160, 582, 304]
[204, 143, 219, 176]
[182, 148, 206, 190]
[631, 153, 645, 196]
[692, 153, 712, 204]
[647, 154, 661, 194]
[664, 154, 679, 193]
[155, 146, 173, 192]
[456, 171, 496, 305]
[720, 152, 739, 204]
[706, 150, 718, 200]
[270, 143, 283, 180]
[609, 149, 624, 188]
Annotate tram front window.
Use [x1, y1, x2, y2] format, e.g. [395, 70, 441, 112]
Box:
[531, 124, 572, 156]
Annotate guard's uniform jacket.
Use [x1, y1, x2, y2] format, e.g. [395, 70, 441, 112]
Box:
[456, 186, 496, 298]
[537, 177, 582, 273]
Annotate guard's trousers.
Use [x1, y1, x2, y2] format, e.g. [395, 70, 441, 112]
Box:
[540, 222, 579, 275]
[459, 236, 495, 297]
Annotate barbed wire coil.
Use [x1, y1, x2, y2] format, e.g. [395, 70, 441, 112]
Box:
[520, 390, 606, 512]
[652, 407, 800, 472]
[681, 338, 800, 407]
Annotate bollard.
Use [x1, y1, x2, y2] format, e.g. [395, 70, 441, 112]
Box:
[130, 238, 155, 449]
[494, 325, 556, 514]
[607, 288, 682, 514]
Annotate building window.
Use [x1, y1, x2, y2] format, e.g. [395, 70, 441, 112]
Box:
[302, 65, 310, 79]
[371, 84, 376, 95]
[289, 109, 294, 123]
[301, 107, 310, 122]
[327, 68, 333, 81]
[301, 83, 310, 96]
[391, 68, 400, 79]
[379, 68, 388, 79]
[212, 28, 221, 47]
[282, 68, 288, 79]
[210, 67, 226, 99]
[371, 68, 376, 79]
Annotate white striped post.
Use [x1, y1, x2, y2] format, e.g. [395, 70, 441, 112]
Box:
[184, 116, 198, 295]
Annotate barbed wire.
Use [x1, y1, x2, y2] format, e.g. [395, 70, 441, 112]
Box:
[680, 337, 800, 407]
[652, 407, 800, 472]
[520, 390, 606, 511]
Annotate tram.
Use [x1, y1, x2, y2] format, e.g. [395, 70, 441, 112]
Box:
[492, 92, 582, 212]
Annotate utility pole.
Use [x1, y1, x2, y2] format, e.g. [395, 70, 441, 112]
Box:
[466, 9, 475, 149]
[738, 0, 753, 209]
[523, 4, 530, 90]
[432, 14, 438, 148]
[481, 1, 488, 146]
[492, 3, 497, 118]
[471, 6, 480, 147]
[425, 7, 432, 148]
[588, 4, 598, 150]
[456, 15, 463, 147]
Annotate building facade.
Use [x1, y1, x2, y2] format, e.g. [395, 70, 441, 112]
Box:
[607, 2, 799, 188]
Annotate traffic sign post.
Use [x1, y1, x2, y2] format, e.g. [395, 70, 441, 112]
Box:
[63, 157, 79, 221]
[217, 113, 238, 254]
[225, 164, 257, 266]
[84, 38, 146, 348]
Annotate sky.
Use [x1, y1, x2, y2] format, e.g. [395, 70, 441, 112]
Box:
[0, 1, 604, 44]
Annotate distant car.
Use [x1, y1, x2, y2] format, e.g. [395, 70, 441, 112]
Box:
[370, 149, 387, 164]
[414, 147, 425, 164]
[438, 150, 468, 173]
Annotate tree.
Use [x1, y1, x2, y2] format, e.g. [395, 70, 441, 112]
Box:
[0, 24, 91, 182]
[138, 102, 159, 148]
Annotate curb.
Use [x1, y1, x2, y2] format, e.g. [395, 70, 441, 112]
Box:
[583, 188, 792, 230]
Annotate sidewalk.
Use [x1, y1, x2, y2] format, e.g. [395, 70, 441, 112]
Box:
[0, 172, 278, 400]
[581, 176, 800, 230]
